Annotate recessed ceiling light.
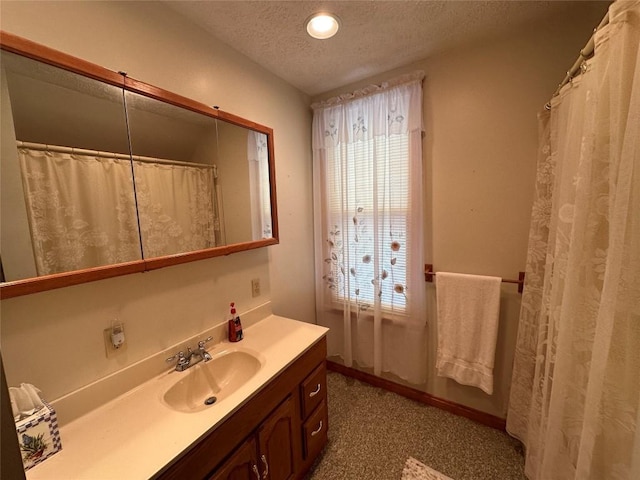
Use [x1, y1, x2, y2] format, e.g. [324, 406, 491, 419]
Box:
[306, 13, 340, 40]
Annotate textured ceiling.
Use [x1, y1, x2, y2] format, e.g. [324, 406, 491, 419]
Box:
[165, 1, 610, 96]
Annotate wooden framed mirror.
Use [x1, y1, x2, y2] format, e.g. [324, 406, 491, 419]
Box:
[0, 32, 278, 298]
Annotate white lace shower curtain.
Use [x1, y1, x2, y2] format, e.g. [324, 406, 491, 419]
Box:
[133, 160, 218, 258]
[19, 146, 220, 274]
[312, 73, 427, 383]
[507, 2, 640, 479]
[18, 147, 141, 275]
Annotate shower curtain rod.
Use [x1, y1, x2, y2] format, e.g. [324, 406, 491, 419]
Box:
[545, 10, 610, 110]
[17, 141, 215, 170]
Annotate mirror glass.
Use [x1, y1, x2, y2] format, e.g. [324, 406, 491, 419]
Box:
[125, 90, 273, 259]
[0, 50, 141, 282]
[0, 33, 278, 297]
[216, 120, 272, 244]
[125, 91, 221, 259]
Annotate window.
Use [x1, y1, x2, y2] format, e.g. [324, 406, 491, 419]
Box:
[324, 133, 410, 313]
[313, 75, 424, 320]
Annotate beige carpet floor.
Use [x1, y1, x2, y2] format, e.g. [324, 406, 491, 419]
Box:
[305, 372, 526, 480]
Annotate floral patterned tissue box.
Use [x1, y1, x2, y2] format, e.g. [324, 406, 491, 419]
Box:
[16, 402, 62, 471]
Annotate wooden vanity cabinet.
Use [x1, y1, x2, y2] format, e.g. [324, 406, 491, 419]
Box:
[155, 336, 327, 480]
[209, 397, 295, 480]
[207, 435, 259, 480]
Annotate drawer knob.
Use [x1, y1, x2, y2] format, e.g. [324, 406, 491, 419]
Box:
[311, 420, 323, 437]
[261, 454, 269, 479]
[252, 464, 260, 479]
[309, 383, 321, 397]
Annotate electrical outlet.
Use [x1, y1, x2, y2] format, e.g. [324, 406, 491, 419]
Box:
[251, 278, 260, 297]
[103, 326, 127, 358]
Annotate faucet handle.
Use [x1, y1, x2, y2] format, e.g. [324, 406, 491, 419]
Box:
[166, 351, 181, 362]
[198, 336, 213, 348]
[166, 351, 187, 364]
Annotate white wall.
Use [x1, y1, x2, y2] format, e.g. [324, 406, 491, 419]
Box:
[313, 4, 609, 417]
[0, 1, 315, 406]
[0, 67, 37, 281]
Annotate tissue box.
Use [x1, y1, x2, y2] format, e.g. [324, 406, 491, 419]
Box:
[15, 401, 62, 471]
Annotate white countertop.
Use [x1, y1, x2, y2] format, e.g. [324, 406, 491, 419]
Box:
[26, 316, 328, 480]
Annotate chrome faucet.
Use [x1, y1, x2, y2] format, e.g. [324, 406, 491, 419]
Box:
[166, 336, 213, 372]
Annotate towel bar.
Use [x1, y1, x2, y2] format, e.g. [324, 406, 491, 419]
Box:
[424, 264, 525, 294]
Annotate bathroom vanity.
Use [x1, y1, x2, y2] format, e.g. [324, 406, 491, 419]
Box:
[25, 316, 329, 480]
[158, 334, 328, 480]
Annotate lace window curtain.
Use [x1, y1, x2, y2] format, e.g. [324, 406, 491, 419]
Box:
[312, 73, 427, 382]
[18, 147, 141, 275]
[507, 2, 640, 479]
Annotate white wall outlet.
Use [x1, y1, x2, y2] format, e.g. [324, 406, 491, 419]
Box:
[104, 323, 127, 358]
[251, 278, 260, 297]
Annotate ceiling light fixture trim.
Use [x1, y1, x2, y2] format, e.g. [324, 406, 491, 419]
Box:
[306, 12, 341, 40]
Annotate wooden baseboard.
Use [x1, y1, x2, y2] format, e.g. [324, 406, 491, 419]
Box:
[327, 361, 506, 431]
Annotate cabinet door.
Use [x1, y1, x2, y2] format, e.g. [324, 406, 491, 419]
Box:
[209, 435, 260, 480]
[257, 396, 295, 480]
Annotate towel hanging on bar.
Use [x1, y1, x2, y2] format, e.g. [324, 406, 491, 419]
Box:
[435, 272, 502, 395]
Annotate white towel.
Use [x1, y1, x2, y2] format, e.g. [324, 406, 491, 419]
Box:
[435, 272, 501, 395]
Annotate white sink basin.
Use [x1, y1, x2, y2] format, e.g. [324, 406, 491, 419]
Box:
[162, 347, 264, 413]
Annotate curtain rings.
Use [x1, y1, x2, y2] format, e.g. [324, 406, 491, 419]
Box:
[580, 61, 588, 74]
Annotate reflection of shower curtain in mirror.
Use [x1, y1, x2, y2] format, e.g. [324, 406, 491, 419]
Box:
[247, 131, 272, 239]
[18, 145, 219, 275]
[132, 161, 218, 258]
[18, 147, 141, 275]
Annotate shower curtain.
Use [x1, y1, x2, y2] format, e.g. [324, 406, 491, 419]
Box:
[18, 147, 141, 275]
[507, 2, 640, 479]
[19, 146, 220, 274]
[133, 160, 218, 258]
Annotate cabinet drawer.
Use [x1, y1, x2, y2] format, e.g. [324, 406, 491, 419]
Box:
[300, 362, 326, 419]
[302, 401, 328, 460]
